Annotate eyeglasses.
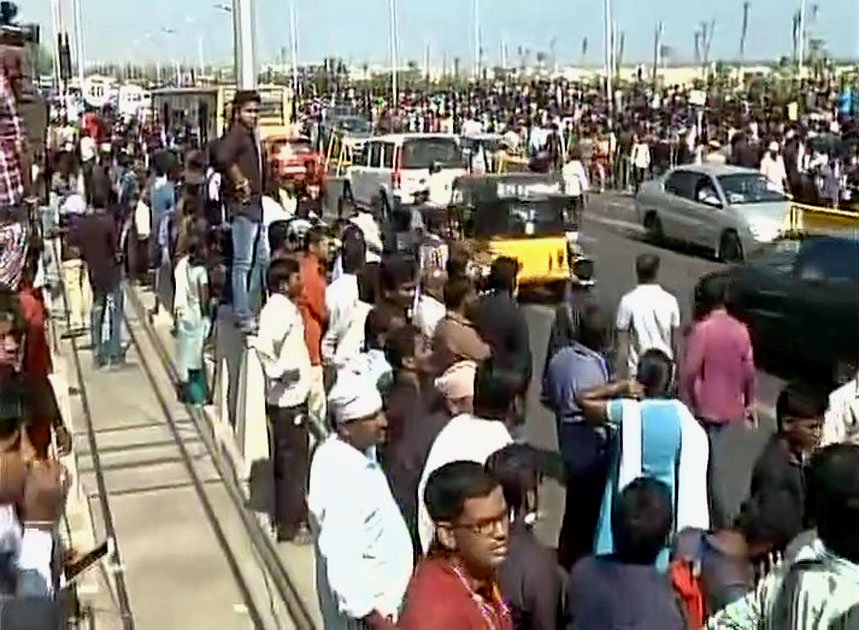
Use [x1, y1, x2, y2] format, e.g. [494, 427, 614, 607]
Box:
[454, 511, 509, 537]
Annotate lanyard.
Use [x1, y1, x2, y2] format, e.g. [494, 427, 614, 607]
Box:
[449, 563, 509, 630]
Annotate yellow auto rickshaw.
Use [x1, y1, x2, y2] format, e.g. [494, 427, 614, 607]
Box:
[446, 173, 581, 295]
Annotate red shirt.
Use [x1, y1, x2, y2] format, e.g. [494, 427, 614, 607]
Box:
[18, 286, 52, 380]
[298, 253, 326, 366]
[398, 558, 512, 630]
[681, 308, 756, 424]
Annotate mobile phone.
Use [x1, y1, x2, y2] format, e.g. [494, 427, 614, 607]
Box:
[64, 539, 110, 584]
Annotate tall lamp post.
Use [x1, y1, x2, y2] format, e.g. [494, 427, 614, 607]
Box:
[389, 0, 399, 106]
[289, 0, 300, 99]
[232, 0, 258, 89]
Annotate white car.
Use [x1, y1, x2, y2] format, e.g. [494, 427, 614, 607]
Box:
[635, 164, 791, 262]
[345, 133, 466, 213]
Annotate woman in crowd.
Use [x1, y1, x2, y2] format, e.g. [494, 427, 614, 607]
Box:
[173, 235, 211, 405]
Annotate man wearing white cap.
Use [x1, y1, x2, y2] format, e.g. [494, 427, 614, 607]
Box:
[308, 369, 413, 629]
[760, 141, 787, 193]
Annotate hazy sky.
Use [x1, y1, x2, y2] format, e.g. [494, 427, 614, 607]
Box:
[21, 0, 859, 67]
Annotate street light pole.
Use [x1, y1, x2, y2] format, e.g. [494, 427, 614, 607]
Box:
[389, 0, 399, 106]
[233, 0, 258, 89]
[73, 0, 85, 88]
[289, 0, 300, 98]
[474, 0, 481, 80]
[604, 0, 613, 118]
[797, 0, 807, 75]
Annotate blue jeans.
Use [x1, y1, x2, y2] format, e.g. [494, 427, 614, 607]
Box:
[231, 212, 267, 324]
[91, 284, 124, 364]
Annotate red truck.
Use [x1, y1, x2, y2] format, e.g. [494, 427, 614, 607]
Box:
[266, 135, 326, 199]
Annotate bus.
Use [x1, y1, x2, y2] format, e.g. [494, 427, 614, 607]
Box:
[150, 85, 293, 145]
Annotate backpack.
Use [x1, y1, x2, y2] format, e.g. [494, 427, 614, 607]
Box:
[669, 556, 706, 629]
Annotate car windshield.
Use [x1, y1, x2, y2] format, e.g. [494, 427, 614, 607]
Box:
[401, 138, 464, 169]
[471, 198, 567, 238]
[718, 173, 786, 205]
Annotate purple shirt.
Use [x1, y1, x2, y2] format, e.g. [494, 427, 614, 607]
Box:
[681, 309, 756, 424]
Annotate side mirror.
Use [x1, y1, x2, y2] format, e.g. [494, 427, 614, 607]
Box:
[429, 161, 442, 175]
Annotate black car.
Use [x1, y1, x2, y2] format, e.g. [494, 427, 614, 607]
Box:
[696, 235, 859, 385]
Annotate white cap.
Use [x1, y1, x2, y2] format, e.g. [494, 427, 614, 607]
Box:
[328, 368, 383, 424]
[769, 141, 780, 152]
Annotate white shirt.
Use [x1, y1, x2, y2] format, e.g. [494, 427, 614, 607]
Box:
[616, 283, 680, 376]
[823, 377, 859, 447]
[262, 195, 292, 227]
[631, 142, 651, 169]
[350, 212, 383, 264]
[760, 154, 787, 191]
[309, 436, 413, 626]
[562, 159, 589, 197]
[321, 274, 362, 364]
[417, 414, 513, 553]
[413, 294, 446, 343]
[251, 293, 311, 407]
[80, 136, 96, 163]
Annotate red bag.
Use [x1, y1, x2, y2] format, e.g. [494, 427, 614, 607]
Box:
[669, 557, 706, 629]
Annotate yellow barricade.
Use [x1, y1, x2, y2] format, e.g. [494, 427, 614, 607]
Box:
[787, 202, 859, 236]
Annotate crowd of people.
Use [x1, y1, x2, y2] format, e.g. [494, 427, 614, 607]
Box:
[7, 43, 859, 627]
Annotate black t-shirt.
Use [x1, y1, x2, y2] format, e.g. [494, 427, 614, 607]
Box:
[69, 211, 120, 292]
[748, 436, 806, 537]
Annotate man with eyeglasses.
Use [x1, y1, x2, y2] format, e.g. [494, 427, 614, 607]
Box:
[399, 460, 513, 630]
[216, 90, 268, 334]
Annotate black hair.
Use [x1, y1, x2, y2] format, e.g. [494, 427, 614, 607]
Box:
[805, 444, 859, 563]
[735, 491, 804, 554]
[0, 382, 26, 438]
[485, 444, 539, 517]
[775, 381, 829, 433]
[267, 257, 299, 292]
[444, 277, 473, 311]
[487, 257, 519, 294]
[578, 304, 608, 352]
[268, 221, 290, 254]
[380, 256, 417, 293]
[612, 477, 673, 564]
[474, 359, 525, 421]
[446, 255, 469, 282]
[695, 276, 730, 319]
[425, 460, 500, 524]
[385, 324, 418, 370]
[635, 253, 660, 283]
[636, 349, 674, 398]
[233, 90, 261, 107]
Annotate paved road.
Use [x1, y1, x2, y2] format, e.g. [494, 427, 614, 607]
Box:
[524, 192, 780, 547]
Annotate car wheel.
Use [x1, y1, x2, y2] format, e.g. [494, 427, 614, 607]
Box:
[720, 232, 744, 263]
[644, 212, 664, 243]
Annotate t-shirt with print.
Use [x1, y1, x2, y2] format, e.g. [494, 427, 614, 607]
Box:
[616, 283, 680, 375]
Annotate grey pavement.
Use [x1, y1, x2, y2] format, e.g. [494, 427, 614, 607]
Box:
[61, 295, 299, 629]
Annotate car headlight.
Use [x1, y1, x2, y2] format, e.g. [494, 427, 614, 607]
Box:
[748, 221, 781, 243]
